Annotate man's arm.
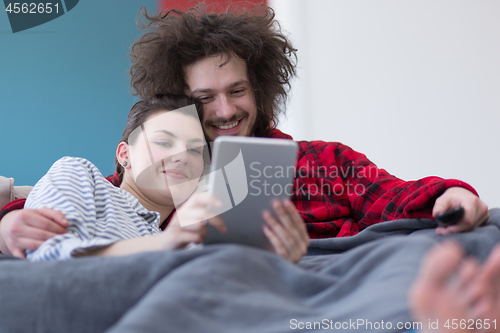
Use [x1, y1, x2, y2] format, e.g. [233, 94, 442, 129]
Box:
[293, 140, 487, 237]
[0, 207, 69, 257]
[0, 169, 121, 257]
[331, 142, 489, 235]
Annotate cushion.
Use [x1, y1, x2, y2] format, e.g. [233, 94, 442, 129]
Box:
[0, 176, 32, 209]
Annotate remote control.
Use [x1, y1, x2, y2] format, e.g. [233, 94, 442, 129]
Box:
[435, 206, 464, 227]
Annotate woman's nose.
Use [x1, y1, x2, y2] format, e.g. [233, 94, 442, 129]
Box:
[168, 147, 189, 165]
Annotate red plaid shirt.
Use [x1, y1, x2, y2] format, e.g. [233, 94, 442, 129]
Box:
[0, 129, 477, 239]
[269, 129, 477, 238]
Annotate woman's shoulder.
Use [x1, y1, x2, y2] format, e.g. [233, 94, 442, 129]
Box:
[47, 157, 105, 181]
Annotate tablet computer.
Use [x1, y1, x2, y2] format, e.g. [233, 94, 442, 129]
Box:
[204, 136, 298, 250]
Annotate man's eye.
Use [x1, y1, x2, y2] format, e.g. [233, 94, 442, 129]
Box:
[231, 89, 244, 95]
[198, 96, 213, 103]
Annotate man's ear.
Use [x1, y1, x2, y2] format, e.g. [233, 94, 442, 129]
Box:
[116, 142, 130, 167]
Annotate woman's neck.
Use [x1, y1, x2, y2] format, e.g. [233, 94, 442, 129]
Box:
[120, 179, 175, 223]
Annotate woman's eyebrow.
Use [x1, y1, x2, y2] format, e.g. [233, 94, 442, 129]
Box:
[154, 129, 176, 138]
[154, 130, 204, 143]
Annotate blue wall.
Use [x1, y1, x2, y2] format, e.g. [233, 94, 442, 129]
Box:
[0, 0, 157, 186]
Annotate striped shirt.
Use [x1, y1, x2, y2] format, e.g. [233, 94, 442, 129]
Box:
[25, 157, 161, 261]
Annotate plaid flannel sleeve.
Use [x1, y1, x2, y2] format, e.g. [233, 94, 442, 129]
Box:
[292, 140, 477, 238]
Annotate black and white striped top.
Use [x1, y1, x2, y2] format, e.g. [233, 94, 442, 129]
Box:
[25, 157, 162, 261]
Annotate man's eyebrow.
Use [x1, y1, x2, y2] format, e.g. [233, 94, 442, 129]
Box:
[226, 79, 249, 90]
[154, 130, 204, 143]
[190, 79, 250, 95]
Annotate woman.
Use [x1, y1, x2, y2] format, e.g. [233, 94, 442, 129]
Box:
[25, 95, 309, 262]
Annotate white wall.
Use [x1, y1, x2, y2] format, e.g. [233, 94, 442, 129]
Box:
[270, 0, 500, 207]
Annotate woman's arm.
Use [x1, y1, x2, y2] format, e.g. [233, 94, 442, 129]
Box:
[83, 193, 228, 257]
[79, 234, 162, 257]
[26, 161, 227, 260]
[25, 157, 148, 261]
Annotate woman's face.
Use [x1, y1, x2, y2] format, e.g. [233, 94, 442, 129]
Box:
[127, 109, 206, 207]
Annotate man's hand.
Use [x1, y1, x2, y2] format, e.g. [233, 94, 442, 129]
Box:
[433, 187, 489, 236]
[263, 200, 310, 263]
[0, 208, 69, 258]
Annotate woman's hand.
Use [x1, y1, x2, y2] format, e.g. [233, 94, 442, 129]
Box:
[262, 200, 310, 263]
[158, 192, 226, 250]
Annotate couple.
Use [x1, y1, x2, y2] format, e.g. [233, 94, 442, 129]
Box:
[22, 94, 309, 262]
[0, 4, 491, 258]
[0, 3, 498, 331]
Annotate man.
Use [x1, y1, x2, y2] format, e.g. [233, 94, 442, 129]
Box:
[0, 3, 489, 258]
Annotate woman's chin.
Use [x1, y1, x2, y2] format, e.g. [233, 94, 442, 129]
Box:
[168, 189, 194, 207]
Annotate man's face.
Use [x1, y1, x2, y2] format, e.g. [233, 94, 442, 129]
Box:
[184, 54, 258, 142]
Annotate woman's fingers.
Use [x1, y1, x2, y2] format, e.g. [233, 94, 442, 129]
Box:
[188, 192, 223, 210]
[175, 192, 223, 227]
[206, 216, 227, 234]
[165, 192, 227, 248]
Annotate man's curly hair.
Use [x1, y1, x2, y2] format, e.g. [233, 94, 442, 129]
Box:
[129, 3, 297, 137]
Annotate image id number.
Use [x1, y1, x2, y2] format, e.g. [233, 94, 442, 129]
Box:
[6, 3, 59, 14]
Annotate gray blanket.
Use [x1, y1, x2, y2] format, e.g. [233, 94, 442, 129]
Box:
[1, 208, 499, 333]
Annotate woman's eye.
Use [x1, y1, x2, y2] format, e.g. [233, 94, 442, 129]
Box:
[155, 141, 172, 147]
[189, 148, 203, 154]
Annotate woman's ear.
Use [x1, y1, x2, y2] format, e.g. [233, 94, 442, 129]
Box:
[116, 142, 130, 168]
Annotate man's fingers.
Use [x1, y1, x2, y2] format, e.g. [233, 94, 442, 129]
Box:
[24, 214, 68, 235]
[14, 238, 46, 252]
[11, 248, 26, 259]
[272, 201, 296, 237]
[264, 210, 292, 247]
[37, 208, 70, 228]
[432, 198, 454, 217]
[436, 224, 467, 236]
[475, 206, 490, 227]
[263, 225, 287, 258]
[13, 226, 63, 242]
[284, 200, 310, 246]
[263, 210, 294, 259]
[436, 201, 490, 236]
[8, 237, 45, 258]
[262, 200, 309, 263]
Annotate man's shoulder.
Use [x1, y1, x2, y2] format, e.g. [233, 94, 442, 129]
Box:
[269, 129, 369, 164]
[268, 128, 346, 152]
